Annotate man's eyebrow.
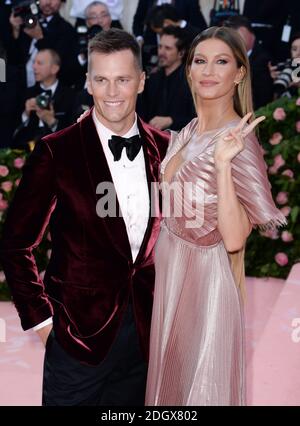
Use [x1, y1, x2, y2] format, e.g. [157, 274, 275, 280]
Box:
[93, 74, 132, 78]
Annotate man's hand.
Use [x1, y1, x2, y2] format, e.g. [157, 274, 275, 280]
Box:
[268, 61, 280, 80]
[24, 22, 43, 40]
[149, 116, 173, 130]
[25, 97, 38, 117]
[36, 323, 53, 347]
[36, 103, 56, 127]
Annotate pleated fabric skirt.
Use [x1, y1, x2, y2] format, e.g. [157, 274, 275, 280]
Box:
[145, 225, 245, 406]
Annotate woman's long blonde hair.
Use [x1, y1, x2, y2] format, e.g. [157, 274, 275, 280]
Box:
[185, 26, 254, 122]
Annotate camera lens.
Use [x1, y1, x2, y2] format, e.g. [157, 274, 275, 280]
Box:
[36, 92, 52, 109]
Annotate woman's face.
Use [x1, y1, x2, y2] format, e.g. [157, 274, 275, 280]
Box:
[189, 38, 243, 102]
[291, 38, 300, 59]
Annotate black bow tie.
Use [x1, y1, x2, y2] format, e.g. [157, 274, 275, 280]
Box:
[108, 135, 142, 161]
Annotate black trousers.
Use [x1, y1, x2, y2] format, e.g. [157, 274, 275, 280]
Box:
[42, 303, 148, 406]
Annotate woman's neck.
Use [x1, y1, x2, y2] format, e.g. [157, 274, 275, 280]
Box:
[196, 98, 240, 132]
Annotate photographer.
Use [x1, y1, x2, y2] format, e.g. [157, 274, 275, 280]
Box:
[268, 33, 300, 98]
[77, 2, 112, 67]
[9, 0, 80, 88]
[13, 48, 75, 149]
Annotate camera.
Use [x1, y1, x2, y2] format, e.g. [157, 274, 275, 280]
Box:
[36, 91, 52, 109]
[77, 24, 102, 57]
[12, 0, 40, 29]
[274, 59, 298, 94]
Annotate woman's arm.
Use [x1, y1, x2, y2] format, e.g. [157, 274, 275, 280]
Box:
[214, 113, 265, 252]
[216, 163, 251, 252]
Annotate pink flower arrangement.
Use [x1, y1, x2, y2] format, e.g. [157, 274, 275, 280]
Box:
[275, 252, 289, 266]
[269, 154, 285, 174]
[281, 231, 293, 242]
[260, 228, 279, 240]
[273, 107, 286, 121]
[268, 166, 276, 174]
[0, 270, 6, 283]
[15, 178, 21, 187]
[282, 169, 294, 179]
[1, 181, 13, 192]
[13, 158, 25, 169]
[0, 199, 8, 211]
[276, 192, 288, 205]
[0, 165, 9, 177]
[280, 206, 291, 217]
[269, 132, 283, 145]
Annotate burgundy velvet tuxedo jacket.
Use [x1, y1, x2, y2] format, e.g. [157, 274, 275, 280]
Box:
[0, 109, 169, 365]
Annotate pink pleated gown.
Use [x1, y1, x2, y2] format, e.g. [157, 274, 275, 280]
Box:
[145, 118, 286, 406]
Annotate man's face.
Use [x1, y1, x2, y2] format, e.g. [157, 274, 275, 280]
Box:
[291, 38, 300, 59]
[86, 4, 112, 31]
[87, 49, 145, 134]
[158, 34, 182, 69]
[39, 0, 62, 17]
[33, 51, 59, 82]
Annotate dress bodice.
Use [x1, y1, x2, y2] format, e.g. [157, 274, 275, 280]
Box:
[160, 119, 239, 246]
[160, 117, 286, 247]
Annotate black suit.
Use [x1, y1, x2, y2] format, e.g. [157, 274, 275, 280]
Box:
[9, 13, 80, 87]
[0, 1, 13, 54]
[243, 0, 300, 61]
[13, 81, 75, 148]
[0, 64, 23, 148]
[133, 0, 207, 46]
[249, 39, 274, 109]
[140, 63, 195, 130]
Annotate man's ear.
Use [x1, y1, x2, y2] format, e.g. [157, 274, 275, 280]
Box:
[138, 71, 146, 94]
[51, 64, 60, 77]
[86, 73, 92, 95]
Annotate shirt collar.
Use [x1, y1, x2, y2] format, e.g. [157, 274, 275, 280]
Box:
[92, 109, 139, 143]
[40, 79, 59, 96]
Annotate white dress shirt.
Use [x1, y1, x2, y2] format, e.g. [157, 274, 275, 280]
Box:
[33, 110, 150, 331]
[92, 109, 150, 262]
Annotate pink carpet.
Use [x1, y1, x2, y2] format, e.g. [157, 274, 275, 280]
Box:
[1, 264, 300, 406]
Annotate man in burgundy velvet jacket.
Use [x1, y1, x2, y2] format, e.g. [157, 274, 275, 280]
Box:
[0, 29, 169, 406]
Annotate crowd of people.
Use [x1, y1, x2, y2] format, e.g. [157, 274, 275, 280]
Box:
[0, 0, 300, 149]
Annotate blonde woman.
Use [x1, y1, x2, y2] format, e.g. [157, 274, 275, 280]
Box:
[145, 27, 286, 406]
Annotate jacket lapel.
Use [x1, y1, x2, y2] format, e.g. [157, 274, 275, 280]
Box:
[79, 110, 162, 265]
[134, 117, 161, 264]
[79, 108, 132, 261]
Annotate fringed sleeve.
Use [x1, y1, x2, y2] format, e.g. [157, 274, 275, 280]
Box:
[231, 132, 287, 230]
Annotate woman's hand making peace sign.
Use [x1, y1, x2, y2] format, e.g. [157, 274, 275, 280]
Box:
[214, 112, 266, 170]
